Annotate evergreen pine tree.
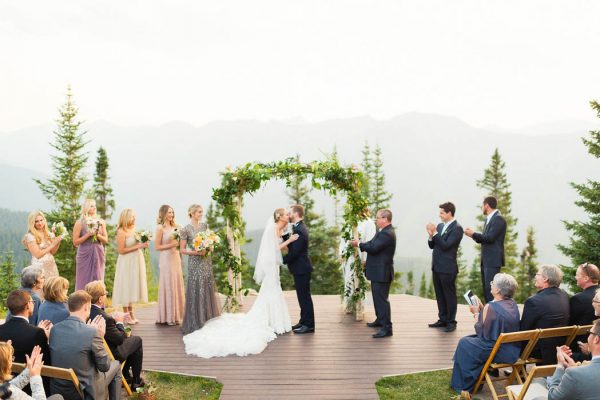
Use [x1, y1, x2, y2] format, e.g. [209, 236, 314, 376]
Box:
[426, 276, 436, 299]
[405, 270, 414, 295]
[418, 272, 427, 297]
[475, 149, 519, 276]
[516, 227, 538, 302]
[0, 252, 17, 311]
[558, 101, 600, 292]
[466, 262, 484, 301]
[360, 142, 373, 206]
[34, 86, 89, 283]
[370, 144, 392, 214]
[455, 246, 470, 303]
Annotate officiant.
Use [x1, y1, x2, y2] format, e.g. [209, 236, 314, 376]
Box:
[426, 202, 463, 333]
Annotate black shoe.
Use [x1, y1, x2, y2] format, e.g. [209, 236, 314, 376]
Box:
[366, 321, 382, 328]
[372, 329, 393, 338]
[293, 325, 315, 334]
[292, 322, 303, 330]
[428, 320, 447, 328]
[444, 324, 457, 332]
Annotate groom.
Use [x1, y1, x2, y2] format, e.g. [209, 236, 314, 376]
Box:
[283, 204, 315, 334]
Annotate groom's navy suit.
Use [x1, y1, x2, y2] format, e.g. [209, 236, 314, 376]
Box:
[472, 211, 506, 302]
[283, 220, 315, 328]
[360, 224, 396, 333]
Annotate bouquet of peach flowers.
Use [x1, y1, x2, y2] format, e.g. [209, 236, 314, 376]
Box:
[192, 229, 220, 255]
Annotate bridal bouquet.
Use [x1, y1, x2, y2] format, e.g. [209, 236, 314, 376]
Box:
[85, 217, 100, 242]
[171, 228, 181, 242]
[51, 221, 69, 239]
[192, 229, 220, 255]
[135, 230, 153, 243]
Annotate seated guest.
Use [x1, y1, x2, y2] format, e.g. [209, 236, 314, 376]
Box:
[49, 291, 121, 400]
[85, 281, 145, 390]
[451, 273, 520, 398]
[6, 267, 45, 325]
[576, 288, 600, 360]
[0, 290, 52, 364]
[521, 264, 571, 365]
[570, 263, 599, 352]
[0, 342, 63, 400]
[37, 277, 69, 325]
[547, 318, 600, 400]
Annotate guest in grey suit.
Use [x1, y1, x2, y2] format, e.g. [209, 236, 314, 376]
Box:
[465, 196, 507, 303]
[49, 290, 121, 400]
[547, 318, 600, 400]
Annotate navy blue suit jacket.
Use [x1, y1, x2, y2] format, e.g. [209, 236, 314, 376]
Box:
[428, 220, 463, 275]
[359, 225, 396, 283]
[283, 220, 313, 275]
[472, 211, 506, 269]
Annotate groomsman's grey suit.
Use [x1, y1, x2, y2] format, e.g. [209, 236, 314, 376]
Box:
[547, 358, 600, 400]
[50, 316, 121, 400]
[471, 209, 506, 302]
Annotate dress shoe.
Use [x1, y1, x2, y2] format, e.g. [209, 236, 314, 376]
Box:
[372, 329, 393, 338]
[460, 390, 472, 400]
[428, 320, 447, 328]
[444, 323, 457, 332]
[293, 325, 315, 334]
[292, 322, 303, 330]
[366, 321, 382, 328]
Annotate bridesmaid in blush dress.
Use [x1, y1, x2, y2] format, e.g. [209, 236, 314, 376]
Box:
[155, 205, 185, 326]
[73, 199, 108, 290]
[112, 208, 149, 324]
[23, 210, 62, 280]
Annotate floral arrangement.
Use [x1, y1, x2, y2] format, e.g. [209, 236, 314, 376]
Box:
[135, 380, 157, 400]
[192, 229, 220, 254]
[51, 221, 69, 239]
[135, 230, 152, 243]
[171, 227, 181, 242]
[85, 217, 100, 242]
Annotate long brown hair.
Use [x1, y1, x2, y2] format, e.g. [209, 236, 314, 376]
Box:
[157, 205, 177, 227]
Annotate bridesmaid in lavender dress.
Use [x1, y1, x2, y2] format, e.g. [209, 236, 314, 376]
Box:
[23, 210, 62, 280]
[73, 199, 108, 290]
[155, 205, 185, 326]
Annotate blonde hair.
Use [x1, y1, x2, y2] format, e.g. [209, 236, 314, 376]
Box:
[117, 208, 136, 230]
[273, 208, 286, 223]
[188, 204, 203, 218]
[157, 205, 177, 227]
[43, 276, 69, 303]
[84, 280, 106, 304]
[0, 342, 13, 381]
[23, 210, 52, 246]
[81, 199, 97, 220]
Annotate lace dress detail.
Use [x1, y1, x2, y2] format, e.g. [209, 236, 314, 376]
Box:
[25, 233, 59, 279]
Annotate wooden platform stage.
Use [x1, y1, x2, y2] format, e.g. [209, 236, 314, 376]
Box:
[131, 293, 474, 399]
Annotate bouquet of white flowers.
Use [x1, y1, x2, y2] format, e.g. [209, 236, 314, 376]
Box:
[52, 221, 69, 239]
[171, 228, 181, 242]
[85, 217, 100, 242]
[135, 230, 152, 243]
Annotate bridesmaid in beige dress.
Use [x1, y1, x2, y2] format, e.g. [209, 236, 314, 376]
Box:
[155, 205, 185, 326]
[23, 211, 62, 280]
[112, 208, 148, 324]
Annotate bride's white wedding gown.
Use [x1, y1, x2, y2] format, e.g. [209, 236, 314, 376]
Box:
[183, 219, 292, 358]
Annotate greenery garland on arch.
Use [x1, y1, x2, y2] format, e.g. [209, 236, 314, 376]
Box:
[211, 157, 370, 313]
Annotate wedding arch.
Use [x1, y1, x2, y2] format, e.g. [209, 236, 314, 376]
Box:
[211, 157, 370, 319]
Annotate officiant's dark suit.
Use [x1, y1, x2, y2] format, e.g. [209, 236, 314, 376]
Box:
[358, 210, 396, 338]
[428, 212, 463, 331]
[469, 197, 507, 303]
[283, 219, 315, 331]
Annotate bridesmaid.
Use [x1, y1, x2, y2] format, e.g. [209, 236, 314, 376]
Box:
[73, 199, 108, 290]
[180, 204, 221, 335]
[112, 208, 148, 324]
[155, 205, 185, 326]
[23, 211, 62, 280]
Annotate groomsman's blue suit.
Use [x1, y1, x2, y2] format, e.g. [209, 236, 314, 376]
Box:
[472, 211, 506, 302]
[428, 220, 463, 328]
[283, 220, 315, 329]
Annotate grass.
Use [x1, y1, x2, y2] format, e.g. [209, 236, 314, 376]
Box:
[376, 369, 462, 400]
[129, 370, 222, 400]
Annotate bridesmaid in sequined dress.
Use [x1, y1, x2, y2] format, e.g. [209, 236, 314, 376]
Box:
[180, 204, 221, 335]
[155, 205, 185, 326]
[23, 211, 62, 281]
[73, 199, 107, 290]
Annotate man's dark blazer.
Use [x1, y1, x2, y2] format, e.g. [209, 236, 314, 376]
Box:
[520, 287, 571, 365]
[472, 211, 506, 269]
[0, 316, 49, 364]
[359, 225, 396, 282]
[89, 305, 126, 357]
[283, 220, 312, 275]
[428, 220, 463, 274]
[570, 285, 599, 326]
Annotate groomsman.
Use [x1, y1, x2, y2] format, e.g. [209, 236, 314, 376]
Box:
[351, 209, 396, 338]
[464, 196, 507, 303]
[426, 202, 463, 332]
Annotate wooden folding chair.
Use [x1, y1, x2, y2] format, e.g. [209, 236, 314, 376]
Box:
[567, 324, 593, 348]
[525, 325, 578, 366]
[506, 365, 556, 400]
[102, 338, 133, 396]
[12, 361, 83, 399]
[472, 329, 540, 400]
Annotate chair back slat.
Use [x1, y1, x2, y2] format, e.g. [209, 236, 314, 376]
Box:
[11, 362, 83, 398]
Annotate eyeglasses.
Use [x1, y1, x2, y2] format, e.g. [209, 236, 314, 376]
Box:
[586, 329, 598, 337]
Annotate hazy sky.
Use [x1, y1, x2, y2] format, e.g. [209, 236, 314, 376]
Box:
[1, 1, 599, 132]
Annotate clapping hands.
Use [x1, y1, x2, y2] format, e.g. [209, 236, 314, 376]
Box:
[37, 320, 53, 339]
[87, 314, 106, 337]
[556, 346, 577, 369]
[425, 223, 436, 236]
[25, 345, 44, 377]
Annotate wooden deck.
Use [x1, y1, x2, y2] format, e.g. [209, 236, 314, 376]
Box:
[131, 293, 475, 399]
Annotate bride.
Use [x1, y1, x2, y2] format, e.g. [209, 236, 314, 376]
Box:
[183, 208, 298, 358]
